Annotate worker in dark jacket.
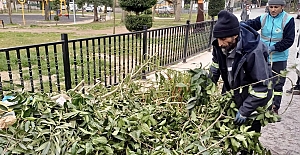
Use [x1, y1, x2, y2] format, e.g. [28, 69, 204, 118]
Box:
[210, 11, 273, 131]
[242, 0, 295, 114]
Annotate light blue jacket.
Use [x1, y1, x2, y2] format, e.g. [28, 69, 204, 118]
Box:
[260, 11, 292, 62]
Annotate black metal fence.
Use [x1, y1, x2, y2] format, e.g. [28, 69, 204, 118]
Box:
[0, 20, 215, 97]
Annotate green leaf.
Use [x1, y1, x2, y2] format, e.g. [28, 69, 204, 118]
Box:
[22, 138, 32, 142]
[36, 141, 49, 152]
[71, 141, 78, 155]
[176, 83, 187, 88]
[184, 144, 194, 151]
[42, 141, 51, 155]
[92, 137, 108, 145]
[230, 137, 240, 152]
[24, 117, 36, 121]
[265, 111, 271, 118]
[129, 130, 141, 142]
[63, 111, 80, 119]
[0, 104, 8, 112]
[18, 143, 27, 150]
[112, 127, 120, 136]
[104, 146, 113, 154]
[25, 121, 30, 132]
[158, 120, 166, 126]
[79, 127, 96, 135]
[190, 111, 197, 121]
[256, 114, 264, 120]
[230, 102, 236, 108]
[141, 123, 151, 134]
[113, 135, 126, 141]
[235, 134, 246, 142]
[85, 142, 93, 155]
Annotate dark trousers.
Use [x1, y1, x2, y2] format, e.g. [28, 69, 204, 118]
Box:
[272, 61, 287, 110]
[297, 76, 300, 86]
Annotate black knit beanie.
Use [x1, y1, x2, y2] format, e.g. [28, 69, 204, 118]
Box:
[213, 10, 240, 38]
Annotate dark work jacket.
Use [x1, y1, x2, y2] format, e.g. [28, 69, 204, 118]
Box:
[210, 23, 273, 117]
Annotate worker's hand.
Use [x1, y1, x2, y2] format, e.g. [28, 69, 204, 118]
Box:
[268, 46, 275, 52]
[234, 111, 247, 125]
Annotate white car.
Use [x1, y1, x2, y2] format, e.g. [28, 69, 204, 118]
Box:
[155, 6, 174, 14]
[85, 6, 94, 12]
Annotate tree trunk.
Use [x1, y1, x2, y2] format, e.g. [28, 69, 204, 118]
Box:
[7, 0, 13, 24]
[257, 0, 261, 7]
[121, 10, 126, 22]
[196, 1, 204, 22]
[174, 0, 181, 21]
[13, 0, 16, 11]
[188, 0, 193, 21]
[152, 5, 156, 21]
[93, 5, 98, 21]
[44, 0, 49, 20]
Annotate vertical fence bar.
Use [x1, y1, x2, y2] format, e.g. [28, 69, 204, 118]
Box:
[142, 25, 147, 80]
[53, 45, 61, 92]
[26, 48, 34, 92]
[80, 41, 84, 88]
[118, 35, 121, 83]
[86, 41, 91, 85]
[61, 33, 72, 91]
[92, 39, 96, 85]
[113, 36, 117, 84]
[108, 37, 112, 86]
[45, 46, 53, 93]
[36, 47, 44, 92]
[103, 38, 107, 86]
[72, 42, 78, 86]
[209, 21, 214, 50]
[123, 35, 126, 79]
[5, 51, 13, 90]
[97, 39, 101, 83]
[0, 74, 2, 99]
[16, 49, 24, 89]
[183, 20, 190, 63]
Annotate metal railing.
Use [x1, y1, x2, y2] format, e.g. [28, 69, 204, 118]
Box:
[0, 20, 215, 97]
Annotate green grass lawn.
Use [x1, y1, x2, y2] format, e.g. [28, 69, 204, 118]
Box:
[0, 12, 213, 93]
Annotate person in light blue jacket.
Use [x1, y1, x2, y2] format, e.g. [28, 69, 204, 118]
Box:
[242, 0, 295, 115]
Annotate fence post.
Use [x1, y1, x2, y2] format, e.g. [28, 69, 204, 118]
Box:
[208, 20, 214, 51]
[142, 25, 147, 80]
[61, 33, 72, 91]
[183, 20, 190, 63]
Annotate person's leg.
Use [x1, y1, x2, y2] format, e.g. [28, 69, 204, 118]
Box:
[272, 61, 287, 112]
[296, 76, 300, 89]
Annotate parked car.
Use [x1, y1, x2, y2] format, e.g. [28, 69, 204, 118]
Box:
[155, 6, 174, 14]
[85, 6, 94, 12]
[99, 6, 113, 12]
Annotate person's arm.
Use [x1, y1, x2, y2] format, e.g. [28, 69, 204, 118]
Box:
[239, 45, 272, 117]
[272, 18, 295, 52]
[209, 47, 220, 84]
[241, 16, 262, 31]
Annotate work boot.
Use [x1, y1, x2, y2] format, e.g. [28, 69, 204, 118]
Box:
[286, 85, 300, 93]
[272, 105, 278, 115]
